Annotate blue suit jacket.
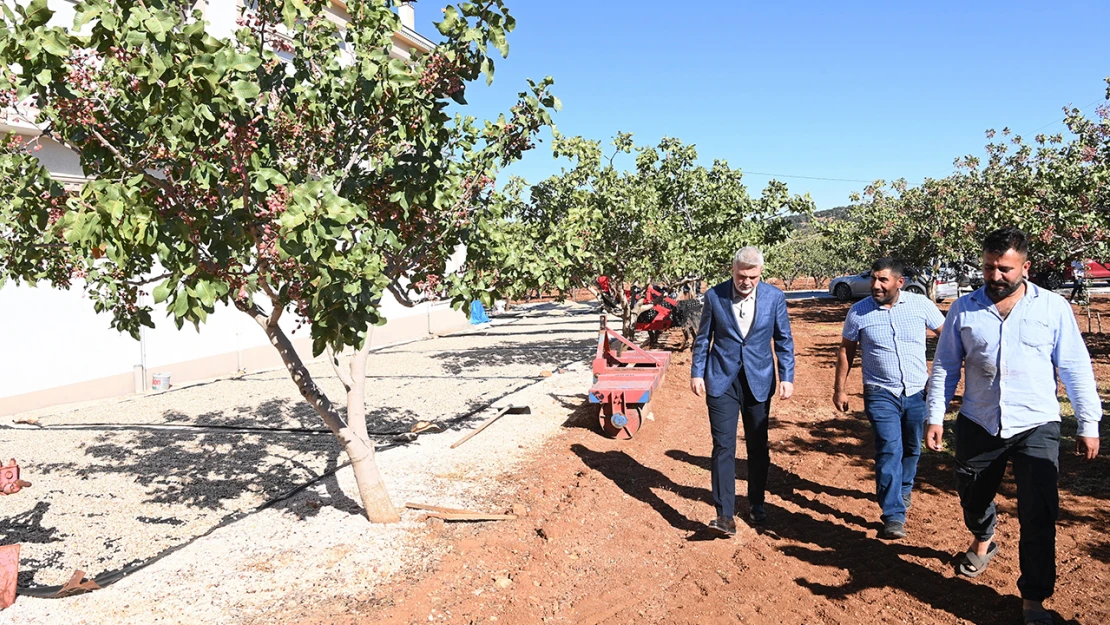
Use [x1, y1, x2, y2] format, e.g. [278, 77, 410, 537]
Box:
[691, 280, 795, 401]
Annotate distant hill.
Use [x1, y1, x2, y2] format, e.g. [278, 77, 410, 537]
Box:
[785, 205, 851, 227]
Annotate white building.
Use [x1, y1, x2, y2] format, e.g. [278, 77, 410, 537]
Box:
[0, 0, 472, 416]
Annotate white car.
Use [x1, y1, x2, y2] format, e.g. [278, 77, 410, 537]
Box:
[829, 268, 958, 301]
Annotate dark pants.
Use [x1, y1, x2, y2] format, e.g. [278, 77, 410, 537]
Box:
[863, 386, 926, 523]
[955, 414, 1060, 602]
[706, 372, 771, 518]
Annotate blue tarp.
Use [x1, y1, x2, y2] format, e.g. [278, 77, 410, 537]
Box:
[469, 300, 490, 324]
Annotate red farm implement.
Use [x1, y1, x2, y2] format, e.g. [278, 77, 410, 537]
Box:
[588, 316, 671, 439]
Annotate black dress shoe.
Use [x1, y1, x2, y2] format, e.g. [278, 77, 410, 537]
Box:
[748, 503, 767, 524]
[707, 516, 737, 537]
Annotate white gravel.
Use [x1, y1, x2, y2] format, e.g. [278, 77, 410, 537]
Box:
[0, 304, 601, 624]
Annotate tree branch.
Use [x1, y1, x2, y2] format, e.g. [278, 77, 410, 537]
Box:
[86, 126, 174, 195]
[386, 279, 419, 308]
[327, 346, 354, 392]
[125, 271, 172, 286]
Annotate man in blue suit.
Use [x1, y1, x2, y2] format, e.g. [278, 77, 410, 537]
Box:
[691, 246, 796, 536]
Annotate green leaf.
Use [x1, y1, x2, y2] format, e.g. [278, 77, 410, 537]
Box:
[152, 279, 173, 304]
[172, 292, 188, 317]
[143, 12, 176, 42]
[39, 31, 69, 57]
[23, 0, 52, 28]
[488, 26, 508, 57]
[437, 6, 460, 35]
[230, 80, 260, 103]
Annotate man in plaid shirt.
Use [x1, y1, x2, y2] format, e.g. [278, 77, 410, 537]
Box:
[833, 257, 945, 539]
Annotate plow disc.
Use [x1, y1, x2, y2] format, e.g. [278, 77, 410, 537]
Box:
[598, 403, 648, 440]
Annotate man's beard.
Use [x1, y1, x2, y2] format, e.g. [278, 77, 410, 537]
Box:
[986, 277, 1023, 299]
[734, 281, 755, 296]
[872, 290, 897, 305]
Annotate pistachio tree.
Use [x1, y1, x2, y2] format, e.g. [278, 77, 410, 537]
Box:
[841, 78, 1110, 295]
[482, 133, 811, 337]
[0, 0, 557, 522]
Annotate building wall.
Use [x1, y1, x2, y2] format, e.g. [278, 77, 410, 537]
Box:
[0, 283, 470, 415]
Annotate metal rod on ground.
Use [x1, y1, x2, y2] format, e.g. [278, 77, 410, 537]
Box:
[449, 405, 531, 449]
[1099, 313, 1104, 334]
[1088, 307, 1093, 333]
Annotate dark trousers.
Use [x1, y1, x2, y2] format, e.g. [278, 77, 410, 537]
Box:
[863, 386, 926, 523]
[706, 372, 771, 518]
[955, 414, 1060, 602]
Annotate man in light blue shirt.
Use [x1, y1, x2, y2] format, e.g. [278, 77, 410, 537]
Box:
[925, 228, 1101, 625]
[834, 257, 945, 540]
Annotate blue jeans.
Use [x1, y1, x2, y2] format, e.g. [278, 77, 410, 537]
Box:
[863, 386, 926, 523]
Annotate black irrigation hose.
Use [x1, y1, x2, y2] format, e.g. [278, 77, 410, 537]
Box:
[12, 356, 582, 598]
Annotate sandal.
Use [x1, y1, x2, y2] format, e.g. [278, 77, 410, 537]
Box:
[956, 542, 999, 578]
[1022, 607, 1054, 625]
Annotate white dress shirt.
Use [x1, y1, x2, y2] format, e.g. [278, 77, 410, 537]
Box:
[731, 283, 757, 337]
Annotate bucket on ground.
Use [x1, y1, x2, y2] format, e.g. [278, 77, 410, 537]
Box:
[151, 373, 171, 391]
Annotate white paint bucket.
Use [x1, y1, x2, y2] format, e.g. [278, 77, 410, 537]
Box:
[151, 373, 171, 392]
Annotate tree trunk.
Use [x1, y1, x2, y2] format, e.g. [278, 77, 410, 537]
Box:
[344, 340, 401, 523]
[928, 260, 941, 301]
[237, 301, 399, 523]
[622, 296, 634, 346]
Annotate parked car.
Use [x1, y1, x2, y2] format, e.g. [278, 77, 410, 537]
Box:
[828, 268, 959, 301]
[1030, 262, 1066, 291]
[1068, 260, 1110, 283]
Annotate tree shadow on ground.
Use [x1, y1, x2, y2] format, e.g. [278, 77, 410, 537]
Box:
[1, 502, 67, 587]
[1081, 332, 1110, 358]
[786, 298, 853, 324]
[581, 441, 1064, 625]
[798, 344, 838, 368]
[1, 502, 63, 545]
[427, 338, 594, 376]
[165, 397, 423, 436]
[777, 413, 875, 471]
[35, 398, 354, 515]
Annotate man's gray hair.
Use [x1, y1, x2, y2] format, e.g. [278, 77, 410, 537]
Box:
[732, 246, 765, 268]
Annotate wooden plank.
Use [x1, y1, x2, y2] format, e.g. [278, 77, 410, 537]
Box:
[405, 502, 481, 515]
[406, 502, 517, 521]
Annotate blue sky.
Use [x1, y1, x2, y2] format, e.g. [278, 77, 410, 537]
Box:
[422, 0, 1108, 211]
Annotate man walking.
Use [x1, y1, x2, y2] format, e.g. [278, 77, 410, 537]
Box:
[833, 257, 944, 540]
[926, 228, 1101, 625]
[691, 246, 795, 536]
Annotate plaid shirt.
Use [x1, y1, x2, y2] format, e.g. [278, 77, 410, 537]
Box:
[843, 292, 945, 396]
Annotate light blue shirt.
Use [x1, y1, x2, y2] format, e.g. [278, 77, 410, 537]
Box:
[926, 282, 1102, 438]
[843, 292, 945, 396]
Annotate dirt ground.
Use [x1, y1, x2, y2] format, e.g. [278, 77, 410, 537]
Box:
[297, 296, 1110, 625]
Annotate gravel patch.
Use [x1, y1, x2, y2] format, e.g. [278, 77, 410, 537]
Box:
[1, 306, 601, 624]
